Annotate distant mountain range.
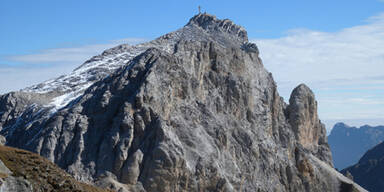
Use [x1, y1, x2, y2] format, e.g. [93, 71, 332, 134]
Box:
[342, 141, 384, 192]
[328, 122, 384, 170]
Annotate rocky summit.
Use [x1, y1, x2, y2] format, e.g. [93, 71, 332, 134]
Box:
[0, 13, 366, 191]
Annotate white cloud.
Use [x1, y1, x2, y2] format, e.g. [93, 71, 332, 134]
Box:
[254, 18, 384, 86]
[0, 65, 73, 94]
[321, 97, 384, 106]
[7, 38, 146, 64]
[0, 38, 146, 94]
[253, 13, 384, 129]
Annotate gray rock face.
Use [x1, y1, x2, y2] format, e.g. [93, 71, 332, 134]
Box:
[0, 176, 33, 192]
[0, 13, 365, 191]
[0, 92, 50, 130]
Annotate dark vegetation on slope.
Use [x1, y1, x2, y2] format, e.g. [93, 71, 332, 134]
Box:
[0, 145, 111, 192]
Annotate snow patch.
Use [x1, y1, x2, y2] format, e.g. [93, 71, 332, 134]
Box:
[47, 82, 93, 112]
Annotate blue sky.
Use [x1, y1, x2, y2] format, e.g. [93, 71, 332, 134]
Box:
[2, 0, 384, 55]
[1, 0, 384, 130]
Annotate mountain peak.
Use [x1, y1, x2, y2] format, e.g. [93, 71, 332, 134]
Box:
[0, 13, 367, 192]
[330, 122, 353, 134]
[290, 84, 314, 98]
[187, 13, 248, 42]
[334, 122, 349, 128]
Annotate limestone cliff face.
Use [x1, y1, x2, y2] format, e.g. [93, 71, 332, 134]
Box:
[0, 13, 365, 192]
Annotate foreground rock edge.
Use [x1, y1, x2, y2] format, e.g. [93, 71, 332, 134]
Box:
[0, 145, 111, 192]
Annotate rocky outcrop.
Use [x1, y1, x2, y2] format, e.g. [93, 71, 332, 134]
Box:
[0, 158, 31, 192]
[186, 13, 248, 45]
[287, 84, 332, 165]
[328, 123, 384, 169]
[0, 13, 365, 191]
